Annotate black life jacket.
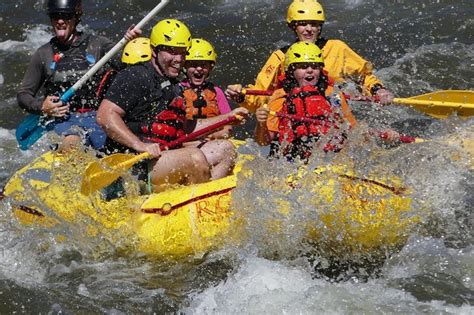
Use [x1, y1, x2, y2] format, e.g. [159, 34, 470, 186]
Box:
[44, 34, 108, 112]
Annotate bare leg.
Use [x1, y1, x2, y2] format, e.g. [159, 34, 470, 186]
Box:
[199, 139, 237, 180]
[58, 135, 82, 152]
[150, 146, 210, 192]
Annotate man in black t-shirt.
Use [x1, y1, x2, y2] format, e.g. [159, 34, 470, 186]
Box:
[97, 19, 248, 192]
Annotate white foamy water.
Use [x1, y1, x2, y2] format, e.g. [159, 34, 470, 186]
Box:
[186, 256, 473, 314]
[0, 0, 472, 313]
[0, 227, 47, 287]
[0, 128, 15, 141]
[0, 25, 51, 52]
[0, 127, 47, 186]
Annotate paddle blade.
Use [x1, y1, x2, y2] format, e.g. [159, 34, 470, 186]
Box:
[16, 114, 47, 150]
[80, 153, 136, 195]
[397, 90, 474, 119]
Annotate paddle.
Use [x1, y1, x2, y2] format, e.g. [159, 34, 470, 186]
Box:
[376, 131, 423, 144]
[345, 90, 474, 119]
[15, 114, 53, 151]
[16, 0, 170, 150]
[242, 88, 274, 96]
[80, 115, 239, 195]
[244, 89, 474, 119]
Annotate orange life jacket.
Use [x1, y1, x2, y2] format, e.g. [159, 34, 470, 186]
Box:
[183, 83, 220, 119]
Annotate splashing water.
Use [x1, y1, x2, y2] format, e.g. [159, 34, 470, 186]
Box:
[0, 0, 473, 313]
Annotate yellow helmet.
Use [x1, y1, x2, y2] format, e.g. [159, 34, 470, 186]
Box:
[121, 37, 152, 64]
[150, 19, 192, 48]
[186, 38, 217, 63]
[287, 0, 325, 24]
[285, 42, 324, 70]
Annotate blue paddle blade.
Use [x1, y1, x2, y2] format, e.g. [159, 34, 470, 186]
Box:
[15, 114, 47, 150]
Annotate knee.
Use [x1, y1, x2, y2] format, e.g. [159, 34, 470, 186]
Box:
[214, 140, 237, 160]
[64, 134, 81, 143]
[189, 148, 211, 171]
[220, 139, 236, 151]
[59, 135, 82, 152]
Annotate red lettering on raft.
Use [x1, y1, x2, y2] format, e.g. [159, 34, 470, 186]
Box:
[141, 187, 235, 216]
[196, 194, 231, 222]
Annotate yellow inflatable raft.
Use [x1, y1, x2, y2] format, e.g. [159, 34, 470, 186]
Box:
[1, 150, 416, 259]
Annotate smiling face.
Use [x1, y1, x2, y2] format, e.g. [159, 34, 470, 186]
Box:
[292, 63, 322, 87]
[294, 21, 323, 43]
[184, 60, 213, 86]
[50, 13, 77, 44]
[153, 46, 188, 78]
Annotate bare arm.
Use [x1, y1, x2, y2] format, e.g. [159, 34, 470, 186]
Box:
[194, 107, 249, 132]
[97, 99, 160, 156]
[254, 106, 274, 146]
[206, 125, 233, 139]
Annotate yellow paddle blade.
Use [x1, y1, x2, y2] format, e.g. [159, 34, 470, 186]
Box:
[413, 138, 427, 143]
[81, 152, 150, 195]
[394, 90, 474, 119]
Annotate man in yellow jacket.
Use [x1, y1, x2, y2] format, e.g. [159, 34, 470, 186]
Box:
[226, 0, 394, 112]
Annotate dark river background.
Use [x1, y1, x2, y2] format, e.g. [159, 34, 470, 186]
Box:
[0, 0, 473, 313]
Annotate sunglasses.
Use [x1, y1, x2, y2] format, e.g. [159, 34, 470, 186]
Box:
[156, 46, 188, 55]
[49, 12, 75, 21]
[294, 21, 323, 28]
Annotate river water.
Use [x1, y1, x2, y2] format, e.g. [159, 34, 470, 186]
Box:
[0, 0, 473, 313]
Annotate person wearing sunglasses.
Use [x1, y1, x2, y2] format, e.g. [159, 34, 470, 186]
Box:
[226, 0, 394, 112]
[17, 0, 140, 152]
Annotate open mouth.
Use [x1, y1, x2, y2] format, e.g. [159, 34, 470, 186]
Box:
[54, 25, 67, 31]
[55, 26, 70, 39]
[193, 73, 205, 80]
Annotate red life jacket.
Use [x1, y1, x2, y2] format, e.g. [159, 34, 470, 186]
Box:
[140, 95, 187, 147]
[183, 83, 221, 119]
[277, 85, 344, 158]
